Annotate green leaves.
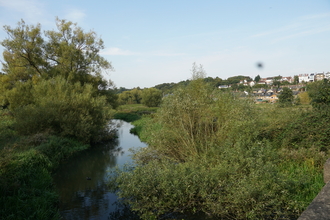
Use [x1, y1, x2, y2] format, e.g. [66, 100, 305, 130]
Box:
[0, 19, 117, 143]
[0, 18, 114, 104]
[278, 87, 294, 106]
[307, 79, 330, 109]
[141, 88, 162, 107]
[12, 77, 113, 143]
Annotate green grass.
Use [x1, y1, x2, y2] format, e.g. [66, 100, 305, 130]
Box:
[114, 104, 158, 122]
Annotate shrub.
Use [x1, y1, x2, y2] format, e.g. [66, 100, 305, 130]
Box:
[0, 149, 59, 220]
[113, 140, 304, 219]
[11, 77, 113, 143]
[143, 79, 258, 162]
[307, 79, 330, 109]
[141, 88, 162, 107]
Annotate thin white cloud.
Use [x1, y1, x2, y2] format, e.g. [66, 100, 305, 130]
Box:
[251, 24, 300, 38]
[251, 13, 330, 42]
[64, 8, 86, 23]
[101, 48, 185, 57]
[0, 0, 45, 23]
[101, 47, 139, 56]
[151, 52, 186, 56]
[272, 24, 330, 43]
[300, 12, 330, 21]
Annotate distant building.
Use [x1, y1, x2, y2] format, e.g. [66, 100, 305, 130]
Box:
[325, 72, 330, 80]
[282, 76, 293, 83]
[299, 73, 315, 83]
[315, 73, 325, 81]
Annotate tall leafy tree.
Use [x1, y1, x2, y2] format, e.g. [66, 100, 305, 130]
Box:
[0, 18, 114, 107]
[0, 19, 116, 142]
[254, 74, 261, 82]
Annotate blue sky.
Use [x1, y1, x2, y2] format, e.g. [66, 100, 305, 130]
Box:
[0, 0, 330, 88]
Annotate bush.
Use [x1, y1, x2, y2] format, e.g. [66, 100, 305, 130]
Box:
[113, 140, 305, 219]
[307, 79, 330, 109]
[143, 79, 258, 162]
[141, 88, 162, 107]
[111, 79, 326, 219]
[10, 77, 113, 143]
[0, 149, 59, 220]
[278, 87, 293, 106]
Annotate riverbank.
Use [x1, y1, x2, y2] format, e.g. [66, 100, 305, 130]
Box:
[0, 109, 95, 220]
[0, 104, 156, 220]
[111, 95, 327, 219]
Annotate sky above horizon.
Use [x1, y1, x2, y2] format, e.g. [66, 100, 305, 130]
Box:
[0, 0, 330, 89]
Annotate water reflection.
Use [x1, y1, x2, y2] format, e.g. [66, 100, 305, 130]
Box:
[53, 120, 146, 220]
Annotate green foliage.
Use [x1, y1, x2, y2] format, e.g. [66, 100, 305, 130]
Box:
[114, 104, 158, 122]
[278, 108, 330, 153]
[145, 79, 257, 161]
[141, 88, 162, 107]
[11, 77, 113, 143]
[222, 75, 252, 85]
[0, 110, 16, 148]
[0, 18, 112, 91]
[307, 79, 330, 109]
[113, 140, 306, 219]
[190, 62, 206, 80]
[130, 116, 154, 142]
[254, 74, 261, 82]
[0, 19, 117, 142]
[0, 111, 89, 220]
[278, 87, 293, 106]
[36, 136, 89, 168]
[111, 80, 326, 219]
[297, 92, 311, 105]
[0, 149, 58, 220]
[114, 112, 141, 122]
[118, 88, 142, 105]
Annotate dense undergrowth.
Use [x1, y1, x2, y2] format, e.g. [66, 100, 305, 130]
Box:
[110, 79, 329, 219]
[113, 104, 157, 122]
[0, 109, 91, 220]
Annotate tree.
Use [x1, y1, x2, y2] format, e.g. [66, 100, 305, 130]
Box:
[0, 18, 115, 107]
[307, 79, 330, 109]
[278, 87, 293, 106]
[118, 88, 142, 105]
[254, 74, 261, 82]
[141, 88, 162, 107]
[226, 75, 252, 85]
[294, 75, 299, 84]
[191, 62, 206, 80]
[0, 19, 115, 142]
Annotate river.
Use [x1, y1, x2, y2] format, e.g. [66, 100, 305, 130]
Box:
[53, 120, 146, 220]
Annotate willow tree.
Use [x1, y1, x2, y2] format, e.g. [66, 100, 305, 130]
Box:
[0, 18, 115, 142]
[0, 18, 115, 108]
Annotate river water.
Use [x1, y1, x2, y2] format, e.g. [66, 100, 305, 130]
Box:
[53, 120, 146, 220]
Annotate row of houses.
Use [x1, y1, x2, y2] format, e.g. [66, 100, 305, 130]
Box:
[298, 72, 330, 83]
[219, 72, 330, 89]
[219, 76, 294, 88]
[257, 76, 293, 85]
